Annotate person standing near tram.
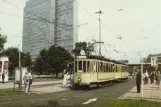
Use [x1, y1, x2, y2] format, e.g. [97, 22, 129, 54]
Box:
[63, 71, 68, 87]
[144, 70, 149, 84]
[150, 71, 155, 84]
[23, 71, 29, 94]
[28, 70, 33, 92]
[136, 71, 141, 93]
[155, 71, 161, 89]
[70, 71, 74, 86]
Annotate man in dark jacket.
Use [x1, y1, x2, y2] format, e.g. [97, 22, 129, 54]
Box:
[136, 71, 141, 93]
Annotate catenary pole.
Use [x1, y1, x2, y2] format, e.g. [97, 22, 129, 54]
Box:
[95, 10, 103, 56]
[18, 44, 22, 90]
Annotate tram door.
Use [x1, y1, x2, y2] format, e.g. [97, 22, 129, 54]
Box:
[90, 62, 96, 82]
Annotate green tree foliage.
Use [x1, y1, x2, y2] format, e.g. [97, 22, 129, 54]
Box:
[0, 47, 32, 76]
[71, 42, 93, 57]
[0, 32, 7, 51]
[33, 46, 74, 77]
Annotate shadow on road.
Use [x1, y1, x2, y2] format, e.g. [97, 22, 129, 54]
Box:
[69, 80, 127, 91]
[32, 100, 72, 107]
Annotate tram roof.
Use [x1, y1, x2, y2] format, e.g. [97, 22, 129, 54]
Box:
[128, 63, 161, 66]
[73, 55, 127, 65]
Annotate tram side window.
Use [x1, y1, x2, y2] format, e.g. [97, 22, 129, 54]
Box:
[106, 64, 108, 72]
[113, 65, 114, 72]
[83, 61, 86, 72]
[100, 63, 103, 72]
[111, 64, 113, 72]
[75, 61, 77, 72]
[103, 63, 106, 72]
[87, 61, 90, 72]
[78, 61, 82, 71]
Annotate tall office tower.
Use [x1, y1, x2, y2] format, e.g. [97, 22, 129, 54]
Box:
[22, 0, 78, 60]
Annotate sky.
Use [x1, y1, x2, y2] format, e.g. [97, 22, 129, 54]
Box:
[0, 0, 161, 63]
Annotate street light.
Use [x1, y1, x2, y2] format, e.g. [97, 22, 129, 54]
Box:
[18, 44, 22, 91]
[138, 52, 143, 100]
[18, 44, 21, 67]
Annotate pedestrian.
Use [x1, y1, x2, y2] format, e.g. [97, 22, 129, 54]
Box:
[144, 70, 149, 84]
[155, 71, 161, 89]
[2, 73, 5, 84]
[150, 71, 155, 84]
[62, 72, 68, 87]
[67, 72, 71, 87]
[136, 71, 141, 93]
[23, 71, 29, 94]
[70, 71, 74, 86]
[28, 70, 33, 92]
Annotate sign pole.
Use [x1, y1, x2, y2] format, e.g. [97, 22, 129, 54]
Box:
[140, 55, 143, 100]
[140, 55, 144, 100]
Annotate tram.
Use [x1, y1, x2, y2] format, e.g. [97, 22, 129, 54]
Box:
[67, 55, 129, 87]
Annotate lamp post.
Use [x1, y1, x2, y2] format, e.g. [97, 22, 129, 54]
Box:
[95, 10, 103, 56]
[18, 44, 22, 91]
[138, 52, 143, 100]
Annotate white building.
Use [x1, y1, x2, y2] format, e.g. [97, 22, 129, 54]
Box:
[22, 0, 78, 60]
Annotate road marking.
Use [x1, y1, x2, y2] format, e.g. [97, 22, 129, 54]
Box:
[82, 98, 97, 104]
[61, 99, 67, 101]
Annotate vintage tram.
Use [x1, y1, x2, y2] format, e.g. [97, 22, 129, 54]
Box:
[67, 55, 129, 87]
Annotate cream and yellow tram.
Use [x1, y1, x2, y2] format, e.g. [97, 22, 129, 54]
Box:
[67, 58, 129, 87]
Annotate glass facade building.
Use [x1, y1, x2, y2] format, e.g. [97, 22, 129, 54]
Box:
[22, 0, 78, 60]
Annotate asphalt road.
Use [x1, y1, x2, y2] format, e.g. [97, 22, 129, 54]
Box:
[0, 79, 135, 107]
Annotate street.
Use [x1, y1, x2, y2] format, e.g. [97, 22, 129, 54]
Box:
[0, 79, 135, 107]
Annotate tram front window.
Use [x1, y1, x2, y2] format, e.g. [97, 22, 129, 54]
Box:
[77, 61, 86, 72]
[78, 61, 82, 71]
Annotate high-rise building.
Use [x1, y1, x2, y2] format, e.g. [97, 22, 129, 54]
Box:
[22, 0, 78, 60]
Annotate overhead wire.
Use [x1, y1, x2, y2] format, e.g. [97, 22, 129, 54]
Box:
[73, 0, 98, 20]
[73, 0, 118, 39]
[73, 0, 137, 57]
[75, 0, 161, 59]
[0, 12, 52, 22]
[2, 0, 53, 23]
[4, 0, 160, 58]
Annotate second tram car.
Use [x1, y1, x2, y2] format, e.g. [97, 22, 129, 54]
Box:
[67, 57, 129, 87]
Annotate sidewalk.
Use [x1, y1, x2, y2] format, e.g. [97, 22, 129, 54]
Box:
[119, 83, 161, 101]
[0, 80, 62, 89]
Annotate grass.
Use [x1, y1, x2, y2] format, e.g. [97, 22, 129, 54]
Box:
[0, 89, 24, 96]
[107, 99, 161, 107]
[32, 77, 58, 82]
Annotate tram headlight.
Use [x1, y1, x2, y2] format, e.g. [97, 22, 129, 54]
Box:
[78, 77, 81, 82]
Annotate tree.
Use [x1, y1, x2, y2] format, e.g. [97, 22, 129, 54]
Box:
[33, 56, 44, 75]
[0, 47, 32, 76]
[33, 46, 74, 78]
[0, 31, 7, 51]
[71, 42, 93, 57]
